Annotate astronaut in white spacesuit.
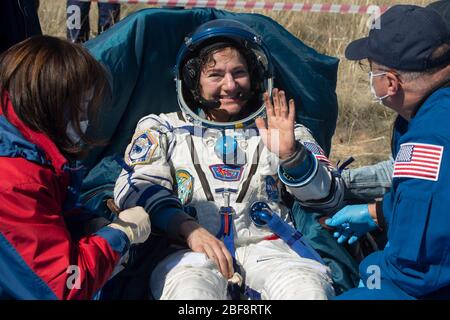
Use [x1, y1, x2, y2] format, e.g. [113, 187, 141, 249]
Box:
[114, 19, 345, 300]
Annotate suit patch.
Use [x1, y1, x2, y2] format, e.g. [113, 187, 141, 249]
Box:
[127, 130, 158, 165]
[303, 141, 334, 169]
[265, 176, 279, 202]
[209, 164, 243, 182]
[175, 169, 194, 205]
[393, 143, 443, 181]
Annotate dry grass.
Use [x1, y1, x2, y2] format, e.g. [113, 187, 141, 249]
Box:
[38, 0, 430, 166]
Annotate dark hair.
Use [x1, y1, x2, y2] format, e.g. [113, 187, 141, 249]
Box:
[0, 35, 110, 159]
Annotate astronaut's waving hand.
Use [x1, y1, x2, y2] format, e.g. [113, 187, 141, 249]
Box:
[256, 88, 297, 160]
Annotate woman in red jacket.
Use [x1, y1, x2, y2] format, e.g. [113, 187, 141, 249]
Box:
[0, 35, 151, 299]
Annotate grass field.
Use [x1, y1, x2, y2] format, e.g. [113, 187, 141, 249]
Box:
[38, 0, 431, 166]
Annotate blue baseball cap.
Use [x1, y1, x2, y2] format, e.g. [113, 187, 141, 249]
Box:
[427, 1, 450, 29]
[345, 5, 450, 71]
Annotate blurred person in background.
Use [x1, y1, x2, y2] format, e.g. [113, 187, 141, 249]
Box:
[0, 0, 42, 55]
[67, 0, 120, 43]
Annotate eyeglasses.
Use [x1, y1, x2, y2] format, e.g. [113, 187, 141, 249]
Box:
[369, 70, 402, 85]
[359, 60, 400, 75]
[368, 71, 387, 79]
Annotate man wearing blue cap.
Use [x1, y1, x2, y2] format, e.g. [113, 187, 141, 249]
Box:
[340, 1, 450, 204]
[326, 4, 450, 299]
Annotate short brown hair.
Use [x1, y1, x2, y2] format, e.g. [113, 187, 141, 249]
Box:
[0, 35, 110, 159]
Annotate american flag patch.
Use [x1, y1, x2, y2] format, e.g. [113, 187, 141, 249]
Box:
[393, 143, 444, 181]
[303, 142, 334, 169]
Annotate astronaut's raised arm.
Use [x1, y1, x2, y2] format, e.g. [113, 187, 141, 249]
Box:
[277, 124, 345, 213]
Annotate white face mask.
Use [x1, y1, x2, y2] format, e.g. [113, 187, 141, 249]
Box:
[65, 89, 93, 145]
[369, 71, 389, 103]
[66, 120, 89, 144]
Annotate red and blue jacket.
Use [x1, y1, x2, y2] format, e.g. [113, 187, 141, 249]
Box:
[0, 94, 130, 299]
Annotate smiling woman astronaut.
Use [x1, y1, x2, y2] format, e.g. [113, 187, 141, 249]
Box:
[113, 19, 346, 300]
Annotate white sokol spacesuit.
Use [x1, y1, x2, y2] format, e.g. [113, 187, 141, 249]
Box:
[114, 19, 345, 300]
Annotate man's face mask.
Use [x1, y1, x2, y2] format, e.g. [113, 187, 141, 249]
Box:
[369, 71, 389, 103]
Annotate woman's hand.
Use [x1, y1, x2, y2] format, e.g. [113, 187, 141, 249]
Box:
[255, 88, 297, 160]
[179, 220, 234, 279]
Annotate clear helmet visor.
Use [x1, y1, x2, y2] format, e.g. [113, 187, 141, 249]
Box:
[175, 19, 274, 129]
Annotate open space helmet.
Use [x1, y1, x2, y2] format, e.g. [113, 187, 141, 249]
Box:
[175, 19, 274, 129]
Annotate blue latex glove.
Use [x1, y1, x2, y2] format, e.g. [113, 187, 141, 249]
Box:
[325, 204, 378, 245]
